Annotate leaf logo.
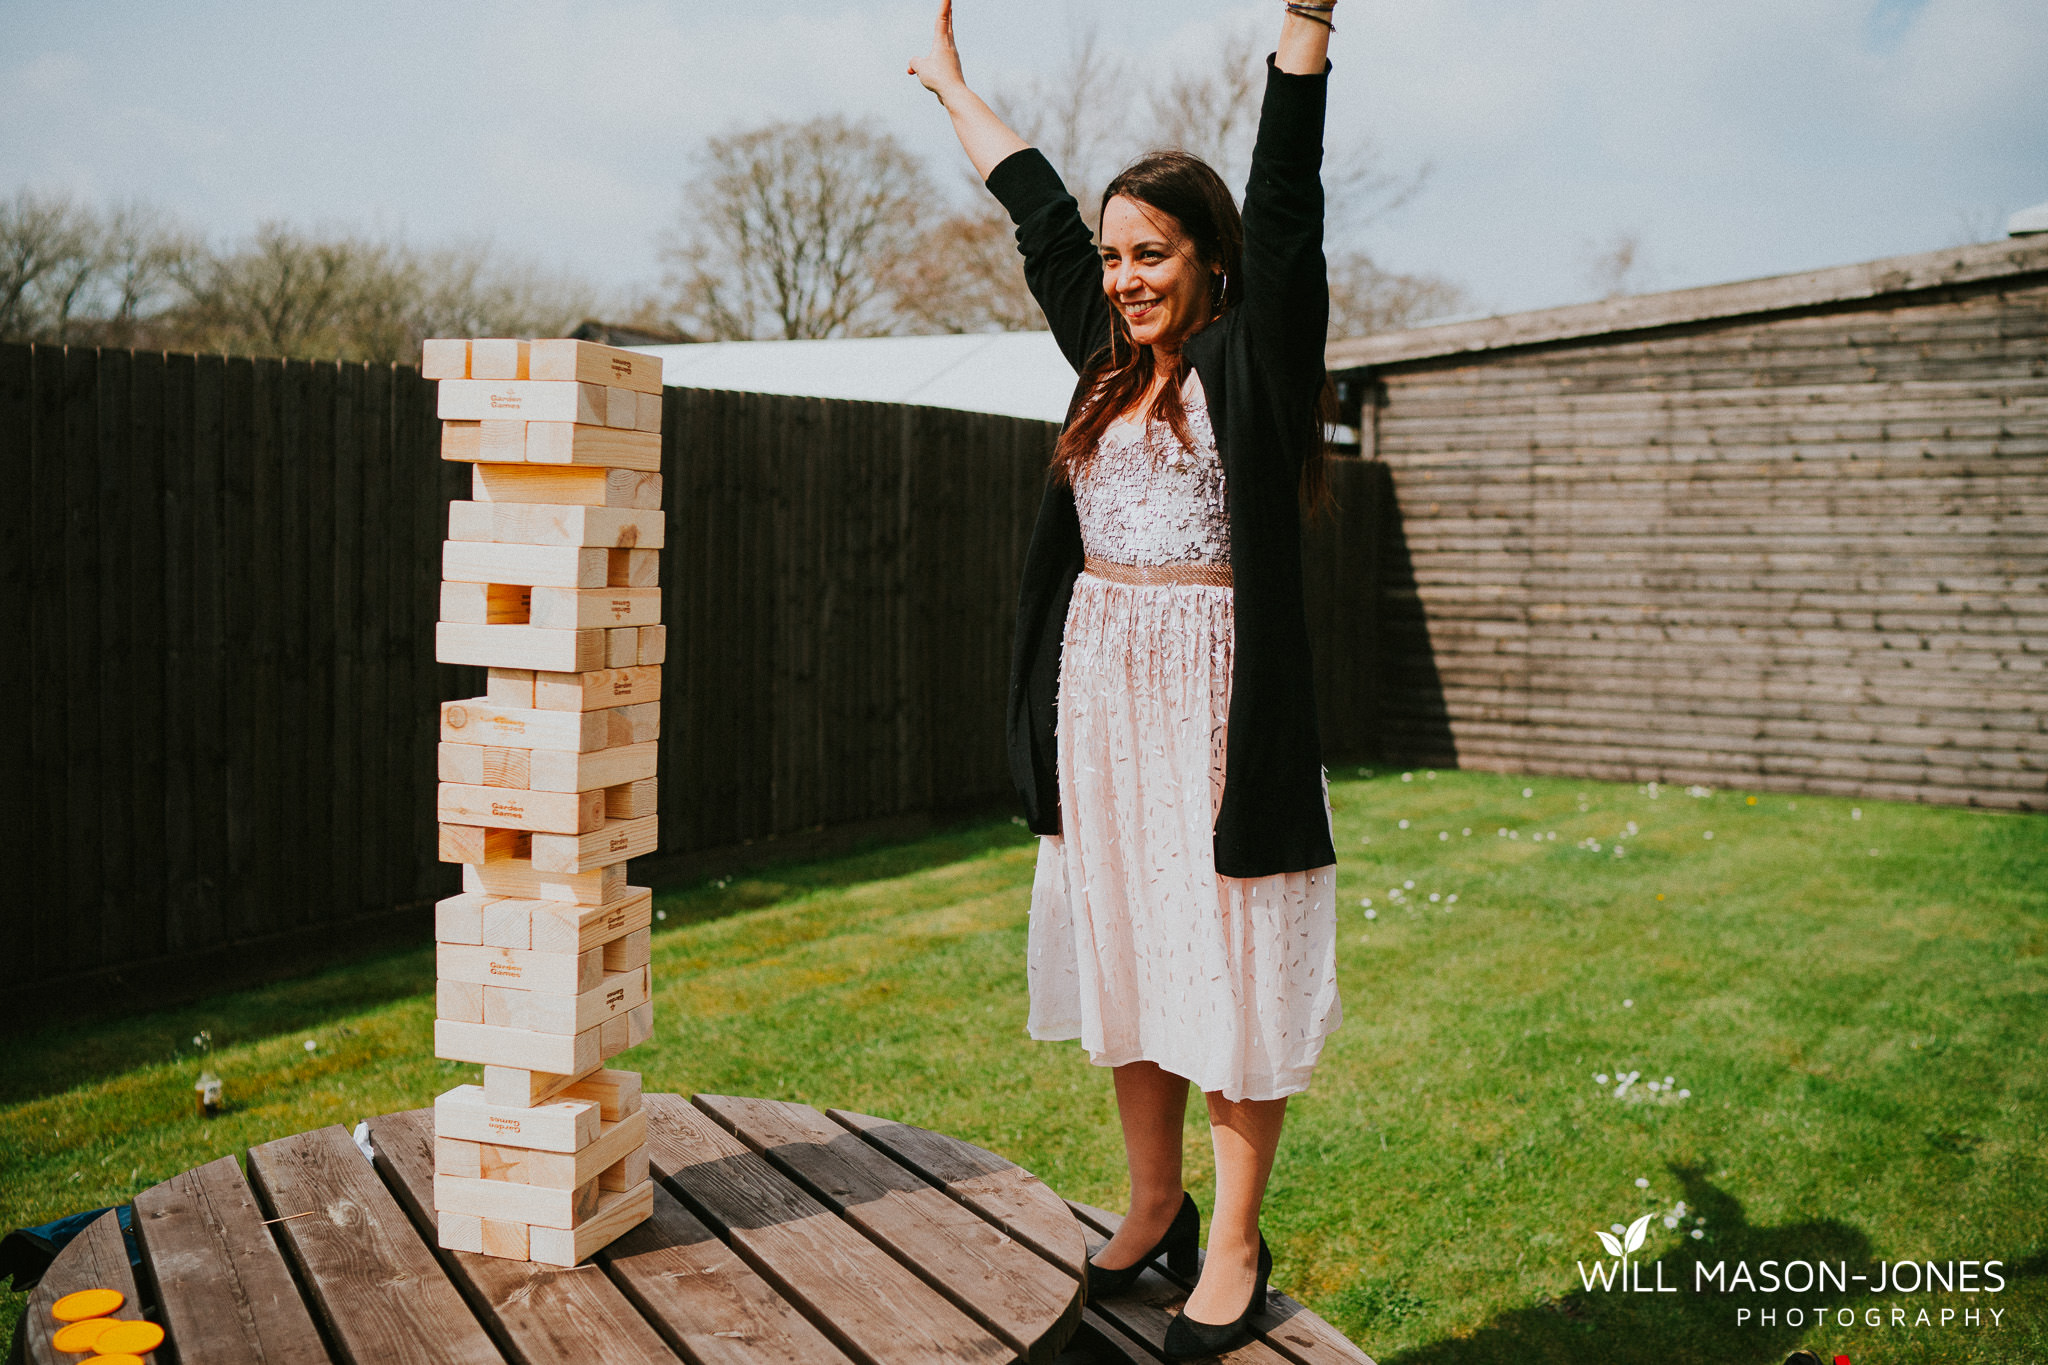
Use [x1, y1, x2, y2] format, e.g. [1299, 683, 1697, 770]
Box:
[1592, 1213, 1655, 1260]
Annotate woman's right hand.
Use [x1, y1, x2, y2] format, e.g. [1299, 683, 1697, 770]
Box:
[908, 0, 969, 103]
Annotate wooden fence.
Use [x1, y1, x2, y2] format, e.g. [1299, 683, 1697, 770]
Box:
[0, 342, 1387, 1025]
[1329, 235, 2048, 809]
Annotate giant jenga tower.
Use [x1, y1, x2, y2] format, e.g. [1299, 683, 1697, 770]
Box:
[421, 337, 664, 1265]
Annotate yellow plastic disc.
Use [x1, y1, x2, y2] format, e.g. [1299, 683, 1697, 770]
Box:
[50, 1288, 124, 1322]
[93, 1320, 165, 1355]
[51, 1318, 117, 1352]
[93, 1357, 144, 1365]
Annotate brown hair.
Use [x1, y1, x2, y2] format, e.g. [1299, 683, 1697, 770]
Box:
[1053, 150, 1328, 514]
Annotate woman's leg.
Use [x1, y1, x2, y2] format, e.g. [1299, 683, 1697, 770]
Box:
[1091, 1060, 1191, 1269]
[1184, 1091, 1287, 1321]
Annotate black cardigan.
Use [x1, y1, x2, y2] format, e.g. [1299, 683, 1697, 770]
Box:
[989, 56, 1337, 879]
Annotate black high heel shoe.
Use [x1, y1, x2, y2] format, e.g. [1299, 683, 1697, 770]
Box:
[1161, 1232, 1270, 1361]
[1086, 1192, 1201, 1300]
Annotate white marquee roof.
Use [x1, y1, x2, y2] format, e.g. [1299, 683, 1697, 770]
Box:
[628, 332, 1077, 424]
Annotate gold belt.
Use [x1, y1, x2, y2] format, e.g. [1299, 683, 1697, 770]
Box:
[1082, 557, 1233, 588]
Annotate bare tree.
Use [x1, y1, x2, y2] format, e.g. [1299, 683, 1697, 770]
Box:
[1326, 249, 1472, 337]
[0, 189, 99, 341]
[664, 116, 934, 340]
[1580, 230, 1654, 299]
[890, 202, 1042, 334]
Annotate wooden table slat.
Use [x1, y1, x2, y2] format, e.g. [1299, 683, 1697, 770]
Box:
[641, 1093, 1012, 1365]
[367, 1109, 683, 1365]
[245, 1123, 506, 1365]
[597, 1179, 856, 1365]
[1075, 1307, 1165, 1365]
[1068, 1203, 1376, 1365]
[699, 1094, 1080, 1365]
[131, 1153, 332, 1365]
[21, 1210, 152, 1365]
[828, 1108, 1089, 1279]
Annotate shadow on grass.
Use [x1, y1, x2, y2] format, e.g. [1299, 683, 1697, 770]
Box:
[1379, 1166, 1872, 1365]
[0, 814, 1034, 1109]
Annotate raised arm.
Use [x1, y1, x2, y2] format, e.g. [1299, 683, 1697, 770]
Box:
[908, 0, 1027, 179]
[1240, 3, 1336, 400]
[910, 0, 1109, 372]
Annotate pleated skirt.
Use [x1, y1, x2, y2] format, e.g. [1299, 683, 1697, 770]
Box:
[1026, 572, 1341, 1101]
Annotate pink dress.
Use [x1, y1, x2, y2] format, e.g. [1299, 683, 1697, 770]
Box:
[1027, 376, 1342, 1102]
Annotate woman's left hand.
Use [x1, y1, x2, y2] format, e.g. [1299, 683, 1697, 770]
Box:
[909, 0, 970, 103]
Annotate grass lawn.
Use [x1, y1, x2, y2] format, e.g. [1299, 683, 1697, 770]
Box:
[4, 771, 2044, 1364]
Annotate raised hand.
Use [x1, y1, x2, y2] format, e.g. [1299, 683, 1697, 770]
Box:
[908, 0, 968, 101]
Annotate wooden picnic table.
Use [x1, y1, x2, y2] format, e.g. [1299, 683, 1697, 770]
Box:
[23, 1093, 1373, 1365]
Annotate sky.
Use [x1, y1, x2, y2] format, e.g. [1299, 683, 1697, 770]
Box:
[4, 0, 2045, 320]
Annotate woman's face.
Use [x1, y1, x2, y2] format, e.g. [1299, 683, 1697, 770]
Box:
[1099, 195, 1215, 350]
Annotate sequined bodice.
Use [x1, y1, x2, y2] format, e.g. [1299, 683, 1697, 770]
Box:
[1073, 376, 1229, 566]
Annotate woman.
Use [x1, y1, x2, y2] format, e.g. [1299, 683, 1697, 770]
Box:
[911, 3, 1341, 1356]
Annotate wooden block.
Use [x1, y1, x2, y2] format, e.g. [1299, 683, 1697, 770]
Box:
[438, 941, 605, 994]
[438, 782, 605, 834]
[434, 891, 494, 945]
[605, 385, 638, 429]
[530, 887, 653, 955]
[433, 1170, 603, 1230]
[438, 1211, 484, 1254]
[529, 741, 659, 793]
[436, 622, 608, 673]
[438, 978, 485, 1023]
[442, 697, 608, 751]
[439, 824, 526, 865]
[437, 379, 606, 424]
[434, 1083, 600, 1152]
[448, 501, 665, 550]
[556, 1068, 641, 1122]
[444, 539, 609, 588]
[442, 420, 482, 462]
[607, 627, 637, 669]
[602, 927, 651, 974]
[524, 423, 661, 471]
[472, 463, 662, 509]
[439, 581, 531, 625]
[638, 624, 667, 665]
[600, 1144, 649, 1192]
[604, 700, 660, 747]
[609, 548, 659, 587]
[435, 1136, 483, 1178]
[477, 420, 527, 462]
[482, 898, 533, 949]
[470, 1111, 649, 1191]
[635, 390, 662, 433]
[533, 665, 661, 711]
[529, 586, 661, 630]
[606, 777, 658, 819]
[485, 668, 535, 706]
[483, 1061, 601, 1108]
[435, 1017, 601, 1075]
[464, 859, 624, 905]
[438, 742, 532, 788]
[531, 814, 658, 873]
[484, 965, 647, 1036]
[421, 338, 470, 379]
[598, 1001, 655, 1060]
[481, 1219, 529, 1261]
[528, 338, 663, 394]
[527, 1180, 653, 1267]
[469, 338, 529, 381]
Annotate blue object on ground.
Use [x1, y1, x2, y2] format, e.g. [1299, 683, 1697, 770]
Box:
[0, 1205, 137, 1291]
